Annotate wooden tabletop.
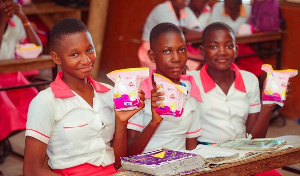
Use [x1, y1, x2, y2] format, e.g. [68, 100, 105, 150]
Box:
[0, 55, 55, 74]
[190, 31, 284, 45]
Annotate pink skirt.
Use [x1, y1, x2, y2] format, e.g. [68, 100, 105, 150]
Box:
[53, 163, 118, 176]
[0, 72, 38, 141]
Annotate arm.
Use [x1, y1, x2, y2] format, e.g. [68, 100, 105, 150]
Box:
[112, 90, 145, 169]
[23, 137, 60, 176]
[246, 104, 274, 139]
[127, 87, 164, 156]
[186, 138, 197, 150]
[0, 4, 10, 49]
[2, 1, 42, 46]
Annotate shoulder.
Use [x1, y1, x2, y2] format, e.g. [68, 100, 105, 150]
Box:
[240, 70, 259, 88]
[212, 2, 224, 10]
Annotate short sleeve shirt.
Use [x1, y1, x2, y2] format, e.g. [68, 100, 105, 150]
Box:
[0, 15, 26, 60]
[209, 2, 251, 33]
[25, 72, 116, 169]
[188, 64, 261, 143]
[142, 1, 200, 41]
[127, 72, 202, 153]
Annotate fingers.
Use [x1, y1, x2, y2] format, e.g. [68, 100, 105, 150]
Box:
[151, 88, 164, 108]
[138, 89, 145, 101]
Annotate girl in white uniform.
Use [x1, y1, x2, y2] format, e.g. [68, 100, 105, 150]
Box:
[23, 18, 145, 176]
[127, 22, 202, 156]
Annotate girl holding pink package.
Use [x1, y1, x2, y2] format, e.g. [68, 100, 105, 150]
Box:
[127, 22, 203, 156]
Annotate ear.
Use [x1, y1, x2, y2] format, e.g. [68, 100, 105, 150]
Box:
[234, 44, 239, 59]
[199, 45, 205, 59]
[51, 51, 61, 65]
[148, 49, 155, 63]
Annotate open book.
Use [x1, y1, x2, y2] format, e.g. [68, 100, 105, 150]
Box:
[217, 139, 286, 151]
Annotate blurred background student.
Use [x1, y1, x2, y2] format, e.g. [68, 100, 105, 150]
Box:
[0, 0, 42, 164]
[138, 0, 204, 71]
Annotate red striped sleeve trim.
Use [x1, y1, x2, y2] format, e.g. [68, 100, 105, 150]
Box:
[63, 124, 88, 129]
[26, 129, 50, 139]
[187, 128, 202, 134]
[128, 122, 144, 128]
[250, 103, 261, 107]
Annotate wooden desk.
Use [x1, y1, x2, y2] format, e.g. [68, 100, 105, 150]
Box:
[22, 2, 89, 29]
[191, 31, 283, 69]
[0, 55, 57, 91]
[114, 147, 300, 176]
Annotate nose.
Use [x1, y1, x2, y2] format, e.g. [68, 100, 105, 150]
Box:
[171, 51, 182, 63]
[218, 46, 227, 55]
[82, 54, 91, 64]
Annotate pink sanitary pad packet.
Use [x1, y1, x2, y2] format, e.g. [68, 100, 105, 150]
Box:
[107, 68, 149, 111]
[261, 64, 298, 106]
[153, 73, 187, 120]
[16, 43, 42, 59]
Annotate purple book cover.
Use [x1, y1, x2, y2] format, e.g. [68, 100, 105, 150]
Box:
[121, 149, 198, 165]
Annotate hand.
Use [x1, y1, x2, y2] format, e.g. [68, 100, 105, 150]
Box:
[1, 1, 26, 21]
[115, 90, 145, 123]
[285, 79, 292, 100]
[150, 87, 163, 125]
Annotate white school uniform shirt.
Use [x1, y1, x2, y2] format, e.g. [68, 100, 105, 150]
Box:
[127, 70, 203, 152]
[142, 0, 200, 42]
[195, 5, 211, 31]
[25, 72, 115, 169]
[209, 2, 251, 34]
[0, 15, 26, 60]
[188, 64, 261, 143]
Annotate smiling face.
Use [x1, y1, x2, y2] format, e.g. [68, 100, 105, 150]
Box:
[149, 31, 187, 83]
[51, 31, 96, 80]
[201, 29, 237, 71]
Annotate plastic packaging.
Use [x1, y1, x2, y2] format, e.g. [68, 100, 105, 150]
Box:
[153, 73, 187, 120]
[261, 64, 298, 106]
[107, 68, 149, 111]
[15, 43, 42, 59]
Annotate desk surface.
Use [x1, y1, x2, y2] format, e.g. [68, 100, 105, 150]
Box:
[0, 55, 55, 74]
[114, 144, 300, 176]
[191, 31, 283, 45]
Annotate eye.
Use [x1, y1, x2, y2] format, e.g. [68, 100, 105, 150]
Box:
[209, 45, 217, 49]
[87, 48, 94, 53]
[71, 53, 78, 57]
[163, 49, 170, 54]
[179, 47, 186, 53]
[226, 45, 234, 49]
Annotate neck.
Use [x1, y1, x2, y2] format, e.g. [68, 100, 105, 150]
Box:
[62, 74, 91, 92]
[207, 67, 234, 84]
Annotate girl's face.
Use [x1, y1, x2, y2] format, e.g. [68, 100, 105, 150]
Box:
[190, 0, 210, 12]
[149, 32, 187, 83]
[171, 0, 190, 10]
[51, 31, 96, 80]
[200, 29, 237, 71]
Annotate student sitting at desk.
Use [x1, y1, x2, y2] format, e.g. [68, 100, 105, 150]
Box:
[209, 0, 266, 89]
[188, 22, 285, 176]
[138, 0, 204, 71]
[0, 0, 42, 163]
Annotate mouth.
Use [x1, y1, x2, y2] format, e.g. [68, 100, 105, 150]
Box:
[169, 67, 183, 72]
[216, 58, 229, 63]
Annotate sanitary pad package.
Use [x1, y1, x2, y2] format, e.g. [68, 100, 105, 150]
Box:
[154, 73, 187, 120]
[261, 64, 298, 106]
[107, 68, 149, 111]
[16, 43, 42, 59]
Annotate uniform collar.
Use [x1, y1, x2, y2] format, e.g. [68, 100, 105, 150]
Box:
[222, 4, 247, 18]
[167, 1, 188, 19]
[140, 69, 202, 102]
[50, 71, 111, 98]
[200, 63, 247, 93]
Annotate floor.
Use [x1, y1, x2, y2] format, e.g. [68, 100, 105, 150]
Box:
[0, 118, 300, 176]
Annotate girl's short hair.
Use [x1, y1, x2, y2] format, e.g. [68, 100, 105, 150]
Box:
[202, 22, 235, 46]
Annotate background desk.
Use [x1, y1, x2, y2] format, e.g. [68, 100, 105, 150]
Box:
[0, 55, 56, 91]
[22, 2, 89, 29]
[191, 31, 283, 70]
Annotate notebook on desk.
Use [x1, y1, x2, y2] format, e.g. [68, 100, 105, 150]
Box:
[217, 139, 287, 151]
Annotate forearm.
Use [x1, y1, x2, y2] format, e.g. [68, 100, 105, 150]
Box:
[248, 105, 274, 138]
[0, 21, 7, 49]
[127, 120, 161, 156]
[112, 120, 128, 169]
[20, 16, 42, 46]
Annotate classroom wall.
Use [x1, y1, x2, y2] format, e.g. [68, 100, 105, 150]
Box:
[99, 0, 300, 121]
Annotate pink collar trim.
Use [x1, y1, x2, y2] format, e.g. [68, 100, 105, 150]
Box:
[200, 64, 246, 93]
[9, 18, 16, 27]
[50, 72, 111, 98]
[140, 69, 202, 102]
[202, 6, 211, 13]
